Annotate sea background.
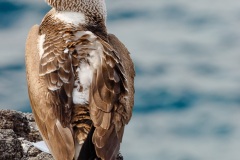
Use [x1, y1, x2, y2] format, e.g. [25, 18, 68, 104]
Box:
[1, 0, 240, 159]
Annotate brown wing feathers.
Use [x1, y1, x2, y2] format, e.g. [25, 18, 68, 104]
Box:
[88, 36, 132, 160]
[39, 14, 79, 127]
[26, 25, 75, 160]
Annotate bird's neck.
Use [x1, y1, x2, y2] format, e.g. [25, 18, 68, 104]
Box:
[54, 9, 108, 40]
[54, 11, 87, 26]
[40, 9, 108, 42]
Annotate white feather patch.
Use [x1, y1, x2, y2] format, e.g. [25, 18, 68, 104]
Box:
[72, 86, 90, 105]
[72, 37, 103, 105]
[55, 11, 86, 26]
[72, 64, 92, 105]
[38, 34, 45, 59]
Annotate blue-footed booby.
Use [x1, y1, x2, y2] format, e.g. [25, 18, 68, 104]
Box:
[25, 0, 135, 160]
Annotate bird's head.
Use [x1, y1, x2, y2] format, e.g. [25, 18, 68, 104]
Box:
[45, 0, 107, 22]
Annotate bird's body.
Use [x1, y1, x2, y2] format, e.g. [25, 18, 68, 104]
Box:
[25, 0, 134, 160]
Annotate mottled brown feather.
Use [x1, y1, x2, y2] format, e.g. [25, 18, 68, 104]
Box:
[109, 34, 135, 119]
[25, 25, 75, 160]
[38, 10, 76, 127]
[89, 35, 135, 160]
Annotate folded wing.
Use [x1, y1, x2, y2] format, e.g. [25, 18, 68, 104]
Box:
[90, 34, 135, 160]
[25, 25, 75, 160]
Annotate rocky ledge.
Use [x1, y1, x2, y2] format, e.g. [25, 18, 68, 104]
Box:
[0, 109, 124, 160]
[0, 109, 53, 160]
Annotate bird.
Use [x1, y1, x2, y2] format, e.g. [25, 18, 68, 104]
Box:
[25, 0, 135, 160]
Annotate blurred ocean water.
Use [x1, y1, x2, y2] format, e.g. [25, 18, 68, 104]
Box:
[0, 0, 240, 159]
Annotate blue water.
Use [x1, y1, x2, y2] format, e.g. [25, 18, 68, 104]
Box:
[1, 1, 240, 159]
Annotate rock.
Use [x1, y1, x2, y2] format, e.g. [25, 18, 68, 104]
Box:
[0, 109, 53, 160]
[27, 152, 54, 160]
[0, 109, 124, 160]
[0, 129, 23, 160]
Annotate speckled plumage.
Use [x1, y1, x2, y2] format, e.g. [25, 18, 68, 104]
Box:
[26, 1, 134, 160]
[46, 0, 107, 24]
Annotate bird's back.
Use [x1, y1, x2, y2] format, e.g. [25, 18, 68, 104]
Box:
[26, 5, 134, 160]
